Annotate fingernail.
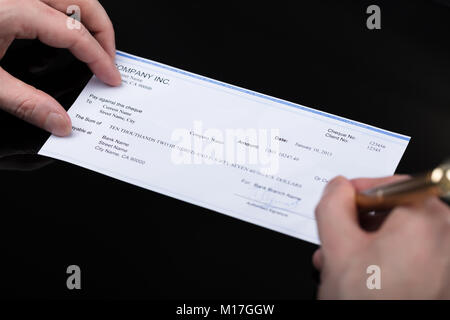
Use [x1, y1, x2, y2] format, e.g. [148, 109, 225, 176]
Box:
[109, 60, 122, 86]
[44, 112, 71, 136]
[114, 68, 122, 85]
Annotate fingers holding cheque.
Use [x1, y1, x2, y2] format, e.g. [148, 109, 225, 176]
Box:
[314, 175, 450, 299]
[0, 0, 121, 136]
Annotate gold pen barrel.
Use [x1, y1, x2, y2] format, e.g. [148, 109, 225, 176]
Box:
[356, 160, 450, 214]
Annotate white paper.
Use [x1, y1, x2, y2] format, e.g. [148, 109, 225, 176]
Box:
[39, 51, 410, 244]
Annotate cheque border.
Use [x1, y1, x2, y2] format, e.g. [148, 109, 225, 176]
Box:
[115, 51, 410, 142]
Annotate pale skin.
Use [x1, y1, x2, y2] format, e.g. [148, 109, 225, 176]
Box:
[314, 175, 450, 299]
[0, 0, 121, 136]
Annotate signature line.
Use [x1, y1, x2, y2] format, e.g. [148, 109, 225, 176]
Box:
[234, 193, 314, 221]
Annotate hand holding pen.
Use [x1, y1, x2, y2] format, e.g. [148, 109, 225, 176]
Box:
[313, 159, 450, 299]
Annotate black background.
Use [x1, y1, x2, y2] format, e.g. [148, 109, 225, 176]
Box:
[0, 0, 449, 299]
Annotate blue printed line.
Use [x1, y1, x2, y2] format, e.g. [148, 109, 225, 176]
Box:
[116, 51, 410, 142]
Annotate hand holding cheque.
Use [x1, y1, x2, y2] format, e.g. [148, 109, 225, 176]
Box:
[0, 0, 121, 136]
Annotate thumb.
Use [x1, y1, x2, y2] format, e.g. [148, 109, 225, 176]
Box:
[315, 176, 366, 251]
[0, 67, 71, 136]
[312, 248, 323, 271]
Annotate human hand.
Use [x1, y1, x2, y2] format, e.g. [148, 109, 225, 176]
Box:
[0, 0, 121, 136]
[313, 175, 450, 299]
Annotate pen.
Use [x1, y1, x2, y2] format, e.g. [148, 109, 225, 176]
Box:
[356, 159, 450, 214]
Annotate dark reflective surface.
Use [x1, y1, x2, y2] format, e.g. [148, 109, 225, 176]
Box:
[0, 1, 449, 299]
